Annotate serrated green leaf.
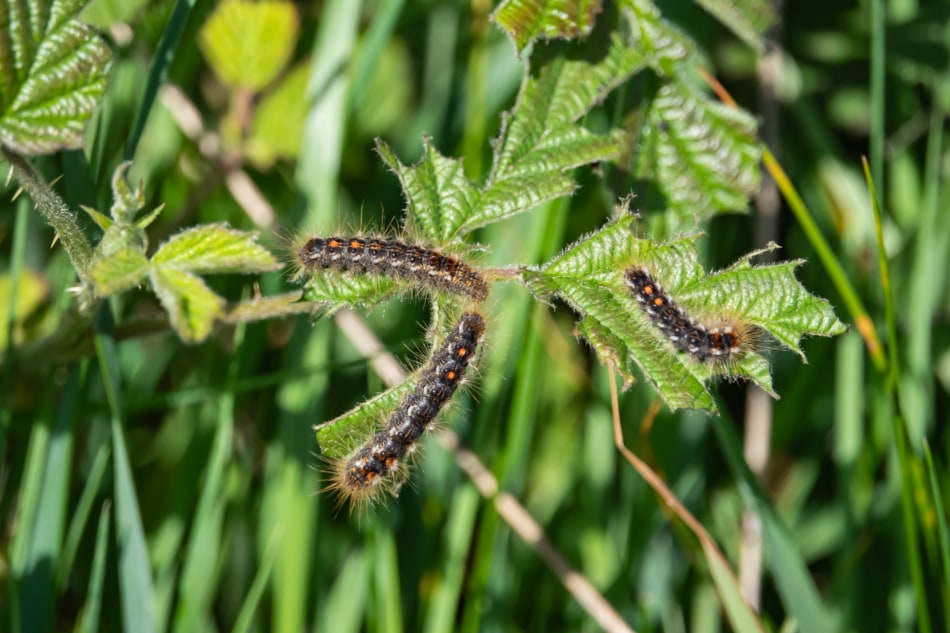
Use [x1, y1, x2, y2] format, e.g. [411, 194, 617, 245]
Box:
[623, 0, 694, 73]
[377, 139, 480, 245]
[148, 267, 225, 343]
[0, 0, 112, 154]
[151, 224, 278, 274]
[493, 0, 604, 53]
[316, 380, 416, 460]
[378, 30, 647, 244]
[198, 0, 299, 91]
[694, 0, 775, 53]
[526, 214, 844, 410]
[631, 79, 761, 228]
[300, 271, 411, 314]
[88, 248, 149, 296]
[247, 61, 311, 167]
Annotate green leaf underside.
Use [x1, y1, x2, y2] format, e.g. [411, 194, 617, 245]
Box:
[149, 267, 225, 343]
[0, 0, 112, 154]
[89, 249, 149, 295]
[222, 290, 312, 323]
[526, 215, 845, 411]
[378, 26, 650, 246]
[493, 0, 604, 53]
[316, 379, 417, 460]
[198, 0, 299, 91]
[694, 0, 776, 53]
[300, 272, 415, 313]
[632, 80, 761, 225]
[151, 224, 278, 274]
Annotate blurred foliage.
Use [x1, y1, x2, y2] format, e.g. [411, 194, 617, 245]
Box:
[1, 0, 949, 632]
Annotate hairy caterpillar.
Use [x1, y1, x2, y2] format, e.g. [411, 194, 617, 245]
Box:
[624, 267, 744, 362]
[297, 236, 489, 301]
[330, 312, 485, 507]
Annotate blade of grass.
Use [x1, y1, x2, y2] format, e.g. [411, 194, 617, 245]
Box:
[58, 435, 111, 589]
[862, 156, 934, 632]
[123, 0, 198, 162]
[11, 364, 81, 633]
[706, 407, 839, 633]
[423, 485, 479, 633]
[94, 304, 157, 633]
[231, 526, 281, 633]
[315, 549, 369, 633]
[923, 440, 950, 627]
[173, 315, 247, 630]
[903, 105, 945, 439]
[74, 502, 112, 633]
[370, 521, 403, 633]
[296, 0, 361, 216]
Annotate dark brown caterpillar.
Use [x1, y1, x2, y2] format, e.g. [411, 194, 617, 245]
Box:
[298, 236, 489, 301]
[331, 312, 485, 506]
[624, 267, 743, 362]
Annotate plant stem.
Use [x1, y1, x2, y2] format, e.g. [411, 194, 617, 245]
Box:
[3, 148, 94, 284]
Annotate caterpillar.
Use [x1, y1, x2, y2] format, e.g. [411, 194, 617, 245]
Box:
[624, 267, 744, 362]
[331, 311, 485, 507]
[297, 236, 489, 301]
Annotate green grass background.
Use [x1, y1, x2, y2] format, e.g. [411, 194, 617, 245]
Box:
[2, 0, 949, 632]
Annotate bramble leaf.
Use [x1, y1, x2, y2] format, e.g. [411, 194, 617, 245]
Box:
[316, 380, 416, 460]
[89, 248, 149, 296]
[247, 61, 311, 167]
[630, 79, 761, 229]
[493, 0, 604, 53]
[378, 24, 649, 245]
[151, 224, 278, 274]
[525, 214, 846, 411]
[149, 267, 225, 343]
[624, 0, 694, 74]
[198, 0, 299, 91]
[694, 0, 775, 53]
[299, 272, 412, 314]
[376, 139, 480, 247]
[0, 0, 112, 154]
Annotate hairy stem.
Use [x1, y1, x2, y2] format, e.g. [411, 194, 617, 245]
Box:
[3, 148, 94, 284]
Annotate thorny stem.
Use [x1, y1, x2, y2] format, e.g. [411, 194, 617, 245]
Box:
[3, 148, 94, 284]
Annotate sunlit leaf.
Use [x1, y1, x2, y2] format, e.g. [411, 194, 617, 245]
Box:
[525, 214, 845, 411]
[493, 0, 604, 53]
[378, 28, 648, 244]
[198, 0, 299, 91]
[631, 79, 761, 229]
[149, 267, 225, 343]
[151, 224, 278, 274]
[247, 61, 311, 167]
[0, 0, 112, 154]
[89, 248, 149, 296]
